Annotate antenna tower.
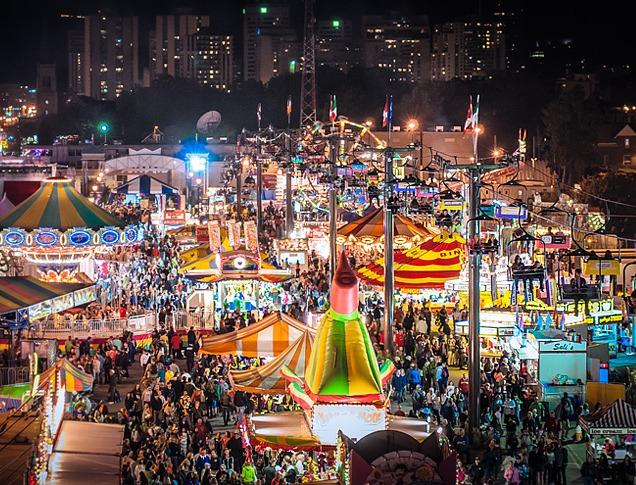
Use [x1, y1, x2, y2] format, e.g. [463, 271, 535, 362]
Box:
[299, 0, 317, 128]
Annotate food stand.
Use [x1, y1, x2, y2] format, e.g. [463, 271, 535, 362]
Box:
[537, 339, 587, 409]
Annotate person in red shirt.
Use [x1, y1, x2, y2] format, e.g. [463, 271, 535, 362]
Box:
[458, 374, 469, 395]
[171, 333, 182, 359]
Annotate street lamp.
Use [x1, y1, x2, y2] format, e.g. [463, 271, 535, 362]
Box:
[97, 121, 111, 144]
[406, 119, 419, 131]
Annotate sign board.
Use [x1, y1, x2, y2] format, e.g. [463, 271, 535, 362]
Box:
[557, 298, 614, 315]
[540, 234, 571, 249]
[312, 404, 386, 446]
[590, 428, 636, 435]
[195, 225, 209, 244]
[164, 210, 186, 226]
[584, 259, 620, 277]
[539, 340, 587, 353]
[439, 199, 465, 211]
[495, 205, 528, 220]
[279, 251, 306, 265]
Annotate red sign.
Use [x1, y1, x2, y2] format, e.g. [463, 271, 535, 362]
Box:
[195, 225, 209, 243]
[164, 210, 186, 226]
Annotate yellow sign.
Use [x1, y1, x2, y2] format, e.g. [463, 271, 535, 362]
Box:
[584, 259, 620, 276]
[439, 199, 465, 211]
[525, 299, 554, 311]
[557, 298, 614, 314]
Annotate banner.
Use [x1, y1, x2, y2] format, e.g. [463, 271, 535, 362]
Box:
[244, 221, 258, 251]
[208, 221, 221, 251]
[232, 221, 243, 249]
[163, 209, 186, 226]
[227, 221, 237, 248]
[584, 259, 620, 277]
[195, 225, 209, 244]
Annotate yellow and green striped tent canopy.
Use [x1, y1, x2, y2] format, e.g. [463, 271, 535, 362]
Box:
[0, 177, 123, 231]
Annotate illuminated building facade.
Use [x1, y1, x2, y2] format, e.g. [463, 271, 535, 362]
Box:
[195, 32, 234, 92]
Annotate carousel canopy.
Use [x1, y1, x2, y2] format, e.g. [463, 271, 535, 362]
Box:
[229, 331, 314, 394]
[337, 207, 436, 245]
[0, 177, 124, 231]
[0, 194, 15, 218]
[357, 234, 466, 290]
[114, 174, 178, 195]
[200, 312, 316, 358]
[0, 276, 92, 315]
[579, 399, 636, 434]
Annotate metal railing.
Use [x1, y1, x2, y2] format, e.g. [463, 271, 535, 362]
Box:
[33, 313, 157, 339]
[0, 366, 30, 386]
[175, 311, 216, 330]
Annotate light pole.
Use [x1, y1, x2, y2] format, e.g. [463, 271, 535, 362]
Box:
[97, 121, 110, 145]
[329, 139, 338, 279]
[384, 149, 395, 356]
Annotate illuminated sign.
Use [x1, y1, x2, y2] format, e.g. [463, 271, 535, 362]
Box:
[312, 404, 386, 445]
[100, 229, 120, 245]
[34, 230, 58, 247]
[68, 229, 92, 246]
[439, 199, 464, 211]
[187, 153, 209, 173]
[557, 298, 614, 314]
[124, 227, 139, 243]
[540, 234, 571, 249]
[583, 259, 620, 276]
[539, 340, 587, 352]
[4, 229, 25, 246]
[495, 205, 527, 220]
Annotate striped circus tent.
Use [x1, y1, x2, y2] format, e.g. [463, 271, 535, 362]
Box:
[229, 331, 313, 394]
[337, 207, 436, 246]
[0, 177, 124, 231]
[115, 174, 178, 195]
[579, 399, 636, 434]
[200, 312, 316, 358]
[61, 358, 94, 392]
[357, 233, 466, 289]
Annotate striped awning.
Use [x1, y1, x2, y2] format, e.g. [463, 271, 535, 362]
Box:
[579, 399, 636, 434]
[0, 194, 15, 218]
[250, 412, 321, 449]
[0, 177, 124, 231]
[115, 175, 178, 195]
[357, 234, 466, 289]
[0, 276, 92, 314]
[337, 207, 437, 246]
[61, 358, 94, 393]
[200, 312, 316, 358]
[229, 332, 313, 394]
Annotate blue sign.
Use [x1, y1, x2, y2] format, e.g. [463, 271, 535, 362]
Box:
[100, 229, 120, 245]
[4, 230, 25, 246]
[34, 231, 58, 247]
[495, 204, 528, 220]
[69, 229, 92, 246]
[124, 227, 138, 243]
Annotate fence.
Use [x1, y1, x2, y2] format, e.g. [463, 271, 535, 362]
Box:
[0, 366, 30, 386]
[33, 313, 157, 339]
[175, 311, 216, 330]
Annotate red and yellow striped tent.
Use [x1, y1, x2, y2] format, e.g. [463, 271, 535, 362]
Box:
[228, 331, 313, 394]
[337, 207, 437, 246]
[199, 312, 316, 358]
[357, 234, 466, 289]
[0, 276, 92, 314]
[61, 358, 94, 392]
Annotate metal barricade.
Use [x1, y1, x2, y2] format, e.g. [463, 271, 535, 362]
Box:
[0, 366, 30, 386]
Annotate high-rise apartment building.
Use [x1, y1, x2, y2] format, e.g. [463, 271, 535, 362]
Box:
[36, 64, 58, 116]
[243, 4, 295, 82]
[362, 14, 430, 83]
[316, 19, 357, 73]
[431, 21, 506, 81]
[151, 15, 210, 80]
[67, 29, 84, 94]
[83, 14, 140, 100]
[195, 31, 234, 92]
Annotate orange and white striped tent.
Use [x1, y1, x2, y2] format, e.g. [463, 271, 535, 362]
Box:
[228, 331, 313, 394]
[199, 312, 316, 358]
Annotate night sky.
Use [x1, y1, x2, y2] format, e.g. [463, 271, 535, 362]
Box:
[0, 0, 632, 84]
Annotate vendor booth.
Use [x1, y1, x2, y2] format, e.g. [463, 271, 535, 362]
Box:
[580, 399, 636, 460]
[537, 339, 587, 409]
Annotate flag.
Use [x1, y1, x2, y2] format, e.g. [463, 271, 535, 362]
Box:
[545, 312, 553, 328]
[382, 95, 393, 128]
[536, 312, 544, 330]
[286, 95, 292, 124]
[473, 94, 480, 127]
[257, 103, 262, 127]
[560, 311, 566, 331]
[329, 95, 337, 122]
[464, 96, 474, 132]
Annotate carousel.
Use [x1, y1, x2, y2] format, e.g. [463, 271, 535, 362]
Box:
[0, 177, 142, 282]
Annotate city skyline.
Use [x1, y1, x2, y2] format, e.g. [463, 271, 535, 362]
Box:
[1, 0, 632, 85]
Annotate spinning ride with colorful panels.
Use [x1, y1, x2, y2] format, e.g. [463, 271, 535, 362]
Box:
[0, 177, 142, 281]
